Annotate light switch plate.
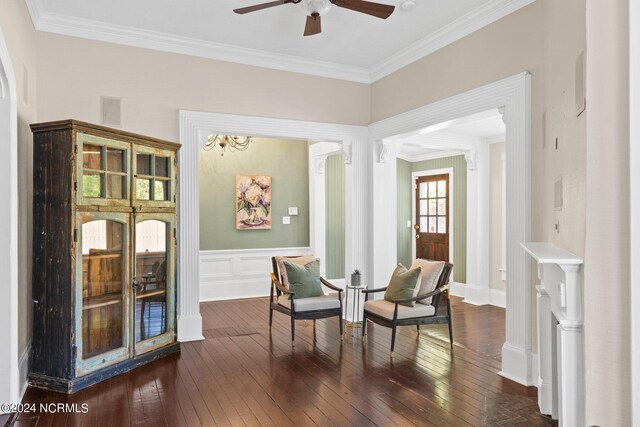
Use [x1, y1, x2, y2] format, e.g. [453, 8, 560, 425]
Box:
[282, 216, 291, 225]
[288, 207, 298, 215]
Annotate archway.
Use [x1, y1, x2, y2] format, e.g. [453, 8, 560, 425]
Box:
[0, 26, 21, 407]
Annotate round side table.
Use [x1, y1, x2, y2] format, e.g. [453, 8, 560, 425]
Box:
[344, 284, 366, 339]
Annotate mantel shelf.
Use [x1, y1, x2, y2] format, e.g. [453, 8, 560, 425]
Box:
[520, 242, 583, 265]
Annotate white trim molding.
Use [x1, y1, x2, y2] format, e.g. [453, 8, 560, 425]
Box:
[18, 341, 31, 398]
[200, 247, 313, 301]
[27, 0, 535, 83]
[369, 72, 532, 386]
[630, 0, 640, 421]
[0, 25, 21, 408]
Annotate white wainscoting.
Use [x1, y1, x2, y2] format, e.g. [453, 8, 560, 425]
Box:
[450, 282, 506, 308]
[200, 247, 315, 301]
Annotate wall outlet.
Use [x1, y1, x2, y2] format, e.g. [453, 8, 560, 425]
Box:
[288, 207, 298, 216]
[282, 216, 290, 225]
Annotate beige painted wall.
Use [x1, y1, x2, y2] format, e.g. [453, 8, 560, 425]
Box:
[584, 0, 630, 424]
[35, 33, 371, 143]
[0, 0, 37, 358]
[372, 0, 587, 355]
[489, 142, 505, 292]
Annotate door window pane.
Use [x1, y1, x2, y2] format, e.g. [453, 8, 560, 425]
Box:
[107, 148, 124, 172]
[135, 220, 168, 343]
[155, 157, 169, 177]
[429, 199, 437, 215]
[82, 220, 124, 359]
[136, 179, 151, 200]
[137, 154, 152, 175]
[83, 173, 102, 198]
[83, 144, 102, 170]
[429, 217, 437, 233]
[106, 175, 125, 199]
[438, 217, 447, 234]
[419, 182, 428, 198]
[420, 216, 428, 233]
[420, 200, 428, 215]
[428, 181, 437, 198]
[438, 180, 447, 197]
[154, 181, 168, 201]
[438, 198, 446, 215]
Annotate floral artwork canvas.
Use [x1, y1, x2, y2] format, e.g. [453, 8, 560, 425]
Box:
[236, 175, 272, 229]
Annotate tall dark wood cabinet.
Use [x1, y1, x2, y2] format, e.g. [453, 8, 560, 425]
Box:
[30, 120, 180, 393]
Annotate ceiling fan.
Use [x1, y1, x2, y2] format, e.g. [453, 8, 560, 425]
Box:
[233, 0, 395, 37]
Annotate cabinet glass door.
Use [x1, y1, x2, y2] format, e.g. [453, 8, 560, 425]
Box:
[133, 215, 176, 354]
[77, 213, 130, 374]
[77, 133, 131, 208]
[132, 145, 176, 208]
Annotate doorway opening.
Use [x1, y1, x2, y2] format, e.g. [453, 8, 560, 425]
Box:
[370, 73, 533, 385]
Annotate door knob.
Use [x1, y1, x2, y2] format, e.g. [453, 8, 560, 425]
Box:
[413, 224, 420, 230]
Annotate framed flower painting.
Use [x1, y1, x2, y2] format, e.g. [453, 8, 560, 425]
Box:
[236, 175, 272, 229]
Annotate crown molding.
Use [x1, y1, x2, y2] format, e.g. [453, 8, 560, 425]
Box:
[369, 0, 537, 82]
[26, 0, 536, 84]
[485, 134, 506, 144]
[396, 149, 464, 163]
[32, 11, 371, 83]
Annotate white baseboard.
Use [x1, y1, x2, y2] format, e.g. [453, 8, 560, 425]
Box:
[177, 314, 204, 342]
[18, 340, 31, 398]
[200, 247, 312, 301]
[451, 282, 506, 308]
[500, 342, 535, 386]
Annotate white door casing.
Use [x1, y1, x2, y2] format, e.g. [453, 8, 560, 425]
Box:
[0, 26, 20, 407]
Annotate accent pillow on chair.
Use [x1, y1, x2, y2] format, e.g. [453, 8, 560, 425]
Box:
[282, 259, 324, 299]
[384, 264, 423, 307]
[410, 259, 445, 305]
[274, 255, 317, 288]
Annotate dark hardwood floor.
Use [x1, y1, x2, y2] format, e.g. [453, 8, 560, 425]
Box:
[12, 296, 555, 426]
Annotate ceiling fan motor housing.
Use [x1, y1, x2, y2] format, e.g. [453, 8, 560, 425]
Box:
[300, 0, 332, 15]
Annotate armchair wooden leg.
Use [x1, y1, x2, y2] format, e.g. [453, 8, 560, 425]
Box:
[447, 298, 454, 349]
[416, 325, 420, 334]
[269, 305, 273, 327]
[339, 315, 343, 339]
[361, 312, 367, 342]
[390, 324, 397, 355]
[291, 316, 295, 345]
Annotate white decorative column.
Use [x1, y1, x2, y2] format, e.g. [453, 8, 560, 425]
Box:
[345, 138, 371, 286]
[177, 115, 204, 342]
[500, 74, 533, 385]
[522, 242, 584, 427]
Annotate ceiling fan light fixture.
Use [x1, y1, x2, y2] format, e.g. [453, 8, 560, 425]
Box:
[300, 0, 332, 16]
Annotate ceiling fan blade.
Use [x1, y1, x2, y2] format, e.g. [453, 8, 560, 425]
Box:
[332, 0, 395, 19]
[234, 0, 290, 15]
[304, 13, 322, 36]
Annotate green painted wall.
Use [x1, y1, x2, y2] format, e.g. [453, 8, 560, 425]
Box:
[199, 138, 309, 250]
[325, 153, 345, 279]
[397, 158, 413, 268]
[396, 155, 467, 283]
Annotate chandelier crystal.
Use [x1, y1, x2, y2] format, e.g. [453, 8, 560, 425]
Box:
[204, 134, 253, 156]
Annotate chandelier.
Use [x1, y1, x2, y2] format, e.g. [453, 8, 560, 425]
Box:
[204, 134, 253, 156]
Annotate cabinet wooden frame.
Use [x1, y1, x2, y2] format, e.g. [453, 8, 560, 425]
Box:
[76, 133, 132, 208]
[132, 144, 177, 209]
[30, 120, 181, 393]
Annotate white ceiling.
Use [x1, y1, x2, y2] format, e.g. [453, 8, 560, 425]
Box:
[27, 0, 535, 82]
[397, 108, 505, 158]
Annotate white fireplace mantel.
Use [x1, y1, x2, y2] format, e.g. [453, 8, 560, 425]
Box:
[521, 242, 584, 427]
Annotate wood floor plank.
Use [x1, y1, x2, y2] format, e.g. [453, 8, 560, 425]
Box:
[16, 296, 555, 426]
